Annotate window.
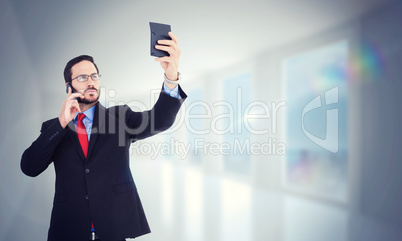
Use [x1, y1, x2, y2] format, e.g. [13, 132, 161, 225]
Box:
[283, 40, 349, 202]
[222, 72, 252, 174]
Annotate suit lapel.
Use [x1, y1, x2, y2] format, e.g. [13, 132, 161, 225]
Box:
[66, 121, 86, 161]
[87, 102, 106, 160]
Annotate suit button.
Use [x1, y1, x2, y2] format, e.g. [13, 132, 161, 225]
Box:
[85, 169, 90, 173]
[85, 195, 89, 200]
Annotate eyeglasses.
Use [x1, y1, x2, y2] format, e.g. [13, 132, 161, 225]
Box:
[71, 73, 101, 82]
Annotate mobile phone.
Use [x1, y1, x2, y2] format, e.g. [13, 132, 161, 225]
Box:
[150, 22, 171, 57]
[66, 83, 74, 94]
[66, 83, 80, 101]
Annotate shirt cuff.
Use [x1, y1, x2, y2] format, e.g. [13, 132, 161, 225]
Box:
[163, 82, 181, 99]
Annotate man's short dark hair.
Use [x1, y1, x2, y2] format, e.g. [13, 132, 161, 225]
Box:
[64, 55, 99, 83]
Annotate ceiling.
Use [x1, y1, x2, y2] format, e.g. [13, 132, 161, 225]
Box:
[4, 0, 391, 103]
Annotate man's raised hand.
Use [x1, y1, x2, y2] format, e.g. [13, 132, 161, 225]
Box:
[58, 86, 84, 128]
[154, 32, 181, 86]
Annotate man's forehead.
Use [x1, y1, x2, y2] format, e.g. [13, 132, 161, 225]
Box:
[71, 60, 97, 75]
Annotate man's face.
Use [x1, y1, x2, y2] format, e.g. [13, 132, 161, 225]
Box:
[70, 60, 100, 104]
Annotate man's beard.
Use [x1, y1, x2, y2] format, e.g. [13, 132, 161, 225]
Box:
[77, 88, 100, 104]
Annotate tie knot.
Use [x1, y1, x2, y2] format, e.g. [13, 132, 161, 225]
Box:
[78, 113, 86, 122]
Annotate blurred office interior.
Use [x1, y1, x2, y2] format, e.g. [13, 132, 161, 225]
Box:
[1, 0, 401, 240]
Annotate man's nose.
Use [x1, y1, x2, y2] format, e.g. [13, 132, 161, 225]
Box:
[87, 77, 95, 87]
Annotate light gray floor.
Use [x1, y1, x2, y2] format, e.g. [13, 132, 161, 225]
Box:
[131, 158, 348, 241]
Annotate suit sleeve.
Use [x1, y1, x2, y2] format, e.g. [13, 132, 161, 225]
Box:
[21, 119, 68, 177]
[123, 84, 187, 141]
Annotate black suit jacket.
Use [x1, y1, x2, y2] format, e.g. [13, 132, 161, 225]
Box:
[21, 86, 187, 241]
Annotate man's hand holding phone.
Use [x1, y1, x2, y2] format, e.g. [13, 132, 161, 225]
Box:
[150, 22, 181, 89]
[154, 32, 181, 88]
[58, 85, 84, 129]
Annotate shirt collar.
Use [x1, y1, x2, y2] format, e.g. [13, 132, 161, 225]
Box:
[74, 105, 96, 122]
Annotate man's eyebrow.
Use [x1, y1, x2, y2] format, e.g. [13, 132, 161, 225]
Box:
[78, 72, 97, 76]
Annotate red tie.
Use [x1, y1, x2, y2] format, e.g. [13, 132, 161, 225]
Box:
[77, 113, 88, 158]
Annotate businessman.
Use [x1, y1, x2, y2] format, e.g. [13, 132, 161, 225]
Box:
[21, 32, 186, 241]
